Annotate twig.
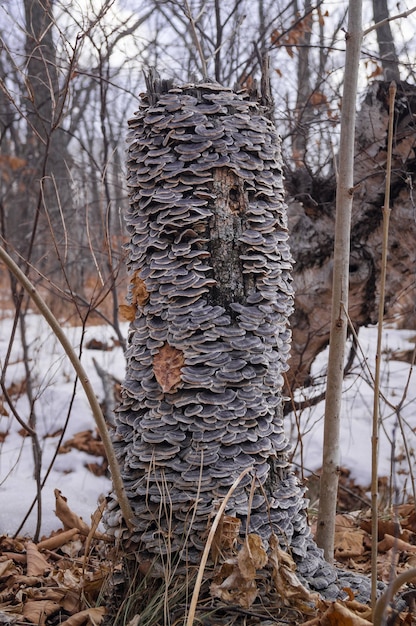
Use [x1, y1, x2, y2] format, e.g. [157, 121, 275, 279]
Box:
[371, 80, 396, 607]
[372, 568, 416, 626]
[363, 6, 416, 37]
[0, 244, 135, 531]
[183, 0, 208, 78]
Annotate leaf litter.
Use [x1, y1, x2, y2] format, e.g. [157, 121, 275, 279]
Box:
[0, 493, 110, 626]
[1, 485, 416, 624]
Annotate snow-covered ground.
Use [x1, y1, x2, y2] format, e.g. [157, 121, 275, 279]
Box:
[0, 311, 414, 538]
[288, 326, 416, 498]
[0, 312, 122, 537]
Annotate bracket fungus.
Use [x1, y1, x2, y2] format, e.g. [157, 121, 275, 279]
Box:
[105, 77, 371, 600]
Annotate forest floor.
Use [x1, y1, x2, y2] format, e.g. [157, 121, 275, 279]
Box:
[1, 467, 415, 625]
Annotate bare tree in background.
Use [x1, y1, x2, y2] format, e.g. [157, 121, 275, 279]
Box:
[372, 0, 401, 82]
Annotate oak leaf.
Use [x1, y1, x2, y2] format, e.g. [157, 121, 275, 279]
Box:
[153, 343, 184, 393]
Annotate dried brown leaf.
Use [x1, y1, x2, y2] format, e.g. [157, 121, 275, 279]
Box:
[334, 529, 366, 559]
[269, 533, 317, 609]
[321, 601, 372, 626]
[378, 533, 416, 554]
[61, 606, 106, 625]
[12, 575, 46, 586]
[61, 588, 82, 614]
[335, 514, 355, 530]
[211, 515, 240, 561]
[36, 528, 80, 551]
[60, 430, 105, 457]
[26, 541, 51, 576]
[54, 489, 90, 536]
[210, 563, 258, 609]
[0, 560, 15, 578]
[23, 600, 60, 626]
[153, 343, 184, 393]
[238, 534, 268, 579]
[210, 534, 267, 609]
[131, 271, 149, 307]
[119, 304, 136, 322]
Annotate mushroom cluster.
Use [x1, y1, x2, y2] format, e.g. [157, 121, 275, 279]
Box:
[105, 79, 338, 593]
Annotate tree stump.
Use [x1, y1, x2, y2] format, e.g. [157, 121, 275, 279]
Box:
[104, 77, 373, 614]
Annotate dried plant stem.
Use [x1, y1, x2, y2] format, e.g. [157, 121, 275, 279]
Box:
[186, 466, 254, 626]
[372, 567, 416, 626]
[370, 80, 396, 607]
[0, 244, 135, 530]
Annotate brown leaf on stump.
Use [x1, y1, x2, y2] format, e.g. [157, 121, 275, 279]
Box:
[211, 515, 241, 562]
[131, 271, 149, 307]
[119, 272, 149, 321]
[119, 303, 136, 322]
[153, 343, 184, 393]
[210, 534, 268, 609]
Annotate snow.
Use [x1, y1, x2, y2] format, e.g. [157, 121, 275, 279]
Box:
[288, 326, 416, 499]
[0, 312, 414, 539]
[0, 312, 123, 538]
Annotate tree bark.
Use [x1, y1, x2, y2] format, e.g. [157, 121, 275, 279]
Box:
[372, 0, 401, 82]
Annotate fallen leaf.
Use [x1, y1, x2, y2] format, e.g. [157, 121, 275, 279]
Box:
[211, 515, 240, 561]
[60, 430, 105, 457]
[335, 515, 355, 530]
[378, 533, 416, 553]
[26, 541, 52, 576]
[54, 490, 90, 535]
[321, 601, 372, 625]
[269, 533, 317, 609]
[131, 271, 149, 307]
[238, 533, 268, 579]
[210, 563, 258, 609]
[62, 606, 106, 625]
[36, 528, 80, 551]
[153, 343, 184, 393]
[334, 529, 366, 559]
[22, 600, 60, 626]
[210, 534, 267, 609]
[1, 552, 26, 564]
[0, 559, 15, 578]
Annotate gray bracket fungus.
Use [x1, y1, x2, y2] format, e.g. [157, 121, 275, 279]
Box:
[104, 80, 373, 601]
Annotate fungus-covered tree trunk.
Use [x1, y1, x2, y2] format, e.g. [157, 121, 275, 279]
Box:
[104, 76, 371, 607]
